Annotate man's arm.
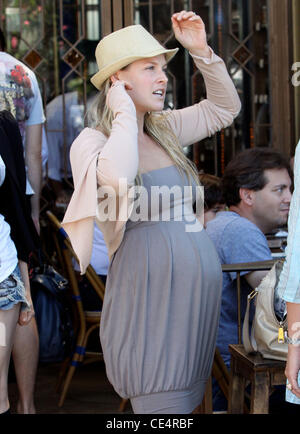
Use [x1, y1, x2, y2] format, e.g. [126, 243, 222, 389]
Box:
[220, 219, 273, 290]
[25, 123, 42, 234]
[245, 270, 268, 290]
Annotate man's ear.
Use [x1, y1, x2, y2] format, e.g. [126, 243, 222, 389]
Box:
[239, 188, 255, 206]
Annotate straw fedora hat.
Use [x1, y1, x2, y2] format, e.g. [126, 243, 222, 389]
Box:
[91, 25, 178, 90]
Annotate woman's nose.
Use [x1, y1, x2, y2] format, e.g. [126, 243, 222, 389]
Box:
[158, 70, 168, 83]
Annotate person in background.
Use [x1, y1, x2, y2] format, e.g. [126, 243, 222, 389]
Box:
[0, 110, 39, 414]
[206, 147, 293, 412]
[278, 139, 300, 404]
[0, 28, 44, 414]
[198, 173, 226, 227]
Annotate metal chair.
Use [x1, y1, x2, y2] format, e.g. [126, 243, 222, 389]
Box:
[46, 211, 106, 407]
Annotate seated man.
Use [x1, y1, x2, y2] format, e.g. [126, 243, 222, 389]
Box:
[206, 148, 292, 411]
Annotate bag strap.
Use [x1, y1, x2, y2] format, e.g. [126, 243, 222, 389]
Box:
[36, 248, 48, 267]
[242, 290, 258, 353]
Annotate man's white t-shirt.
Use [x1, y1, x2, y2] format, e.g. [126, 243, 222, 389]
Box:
[0, 52, 46, 194]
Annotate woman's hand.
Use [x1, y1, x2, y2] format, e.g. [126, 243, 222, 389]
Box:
[171, 10, 210, 58]
[285, 345, 300, 399]
[106, 77, 135, 115]
[285, 303, 300, 398]
[18, 290, 35, 326]
[18, 305, 35, 326]
[17, 259, 35, 326]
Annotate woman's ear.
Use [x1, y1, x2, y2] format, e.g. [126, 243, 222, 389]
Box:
[110, 72, 121, 84]
[110, 74, 117, 84]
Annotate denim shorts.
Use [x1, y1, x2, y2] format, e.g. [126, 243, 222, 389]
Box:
[0, 265, 31, 312]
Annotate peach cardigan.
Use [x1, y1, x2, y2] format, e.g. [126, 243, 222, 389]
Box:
[62, 49, 241, 273]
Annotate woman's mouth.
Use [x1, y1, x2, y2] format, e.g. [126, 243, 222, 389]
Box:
[152, 89, 164, 97]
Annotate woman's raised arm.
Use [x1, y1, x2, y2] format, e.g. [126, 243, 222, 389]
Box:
[166, 11, 241, 146]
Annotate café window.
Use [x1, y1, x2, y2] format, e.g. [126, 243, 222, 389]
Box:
[0, 0, 296, 184]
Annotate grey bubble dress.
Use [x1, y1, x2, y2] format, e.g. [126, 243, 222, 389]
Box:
[63, 49, 240, 414]
[100, 165, 222, 413]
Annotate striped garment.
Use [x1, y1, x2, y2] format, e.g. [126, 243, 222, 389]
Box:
[278, 139, 300, 405]
[278, 139, 300, 302]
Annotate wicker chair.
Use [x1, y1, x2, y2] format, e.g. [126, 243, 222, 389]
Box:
[46, 211, 106, 407]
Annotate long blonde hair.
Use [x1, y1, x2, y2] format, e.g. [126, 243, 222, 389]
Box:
[87, 78, 200, 186]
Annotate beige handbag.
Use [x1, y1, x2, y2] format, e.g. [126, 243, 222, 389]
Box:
[242, 260, 288, 361]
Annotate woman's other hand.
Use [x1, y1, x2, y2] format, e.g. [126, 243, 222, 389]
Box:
[285, 303, 300, 398]
[18, 299, 35, 326]
[171, 10, 211, 58]
[17, 259, 35, 325]
[285, 345, 300, 399]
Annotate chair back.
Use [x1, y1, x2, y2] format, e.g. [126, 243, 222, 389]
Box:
[46, 211, 105, 307]
[221, 260, 275, 344]
[46, 211, 106, 407]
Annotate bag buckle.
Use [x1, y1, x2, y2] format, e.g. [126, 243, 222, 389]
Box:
[248, 290, 258, 300]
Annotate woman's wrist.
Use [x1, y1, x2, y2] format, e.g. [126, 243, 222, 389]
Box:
[286, 333, 300, 347]
[189, 46, 211, 58]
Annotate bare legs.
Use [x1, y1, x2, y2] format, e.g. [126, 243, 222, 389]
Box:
[12, 318, 39, 414]
[0, 305, 19, 413]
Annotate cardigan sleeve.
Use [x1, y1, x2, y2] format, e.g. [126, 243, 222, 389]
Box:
[62, 104, 138, 274]
[165, 48, 241, 147]
[96, 85, 139, 191]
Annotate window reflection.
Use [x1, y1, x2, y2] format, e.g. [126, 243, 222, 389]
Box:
[1, 0, 102, 204]
[0, 0, 274, 179]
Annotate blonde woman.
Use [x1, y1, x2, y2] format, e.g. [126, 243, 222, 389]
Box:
[63, 11, 241, 413]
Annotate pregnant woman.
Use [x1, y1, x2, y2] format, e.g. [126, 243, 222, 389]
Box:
[63, 10, 241, 413]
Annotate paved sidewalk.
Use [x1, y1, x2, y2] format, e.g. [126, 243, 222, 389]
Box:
[8, 361, 132, 414]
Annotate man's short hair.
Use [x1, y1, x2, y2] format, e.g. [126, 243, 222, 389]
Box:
[0, 28, 6, 52]
[222, 147, 292, 206]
